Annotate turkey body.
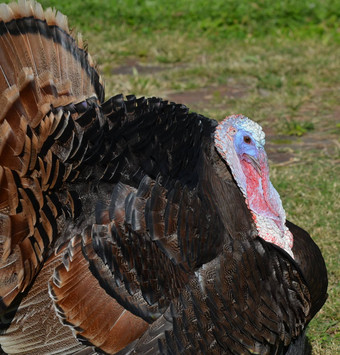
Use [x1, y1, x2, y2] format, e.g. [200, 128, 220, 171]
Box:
[0, 1, 327, 354]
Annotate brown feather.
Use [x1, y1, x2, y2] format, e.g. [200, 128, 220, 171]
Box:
[0, 245, 92, 355]
[50, 234, 149, 354]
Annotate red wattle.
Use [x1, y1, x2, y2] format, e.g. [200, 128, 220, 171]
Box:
[260, 159, 280, 219]
[241, 157, 281, 223]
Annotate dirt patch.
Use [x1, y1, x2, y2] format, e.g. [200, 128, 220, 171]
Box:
[165, 83, 248, 107]
[113, 59, 249, 106]
[266, 132, 339, 164]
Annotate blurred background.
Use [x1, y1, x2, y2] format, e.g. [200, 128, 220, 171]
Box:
[9, 1, 340, 353]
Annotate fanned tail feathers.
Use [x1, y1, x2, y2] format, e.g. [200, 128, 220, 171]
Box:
[0, 0, 104, 309]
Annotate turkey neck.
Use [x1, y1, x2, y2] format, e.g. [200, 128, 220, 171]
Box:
[199, 147, 257, 242]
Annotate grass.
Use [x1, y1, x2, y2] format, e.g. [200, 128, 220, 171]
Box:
[282, 120, 315, 137]
[34, 0, 340, 40]
[272, 157, 340, 354]
[4, 0, 340, 353]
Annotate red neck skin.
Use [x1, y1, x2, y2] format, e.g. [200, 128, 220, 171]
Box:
[240, 153, 285, 233]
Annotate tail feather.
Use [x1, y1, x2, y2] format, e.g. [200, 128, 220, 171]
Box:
[0, 0, 104, 310]
[0, 0, 104, 124]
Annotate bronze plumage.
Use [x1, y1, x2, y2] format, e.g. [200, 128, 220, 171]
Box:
[0, 1, 327, 354]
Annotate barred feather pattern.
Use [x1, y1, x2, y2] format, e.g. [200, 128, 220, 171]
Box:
[0, 0, 104, 310]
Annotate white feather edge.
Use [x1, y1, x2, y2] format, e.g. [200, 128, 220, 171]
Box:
[0, 1, 104, 89]
[0, 1, 70, 34]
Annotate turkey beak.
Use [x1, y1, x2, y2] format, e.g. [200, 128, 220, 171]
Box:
[245, 154, 262, 176]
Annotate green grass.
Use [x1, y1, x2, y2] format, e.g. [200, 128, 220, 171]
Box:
[4, 0, 340, 353]
[282, 120, 315, 136]
[272, 158, 340, 354]
[35, 0, 340, 40]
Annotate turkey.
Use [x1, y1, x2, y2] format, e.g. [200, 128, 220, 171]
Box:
[0, 1, 328, 354]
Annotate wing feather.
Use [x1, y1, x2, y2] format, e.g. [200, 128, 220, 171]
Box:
[131, 239, 311, 354]
[50, 234, 149, 354]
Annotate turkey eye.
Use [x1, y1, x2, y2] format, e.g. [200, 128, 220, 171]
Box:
[244, 136, 251, 144]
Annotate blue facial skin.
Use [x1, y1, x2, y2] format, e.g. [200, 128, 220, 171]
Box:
[233, 130, 258, 160]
